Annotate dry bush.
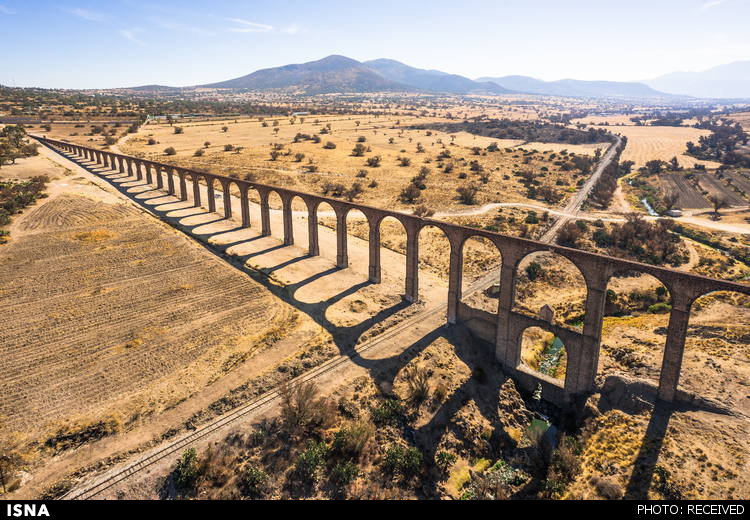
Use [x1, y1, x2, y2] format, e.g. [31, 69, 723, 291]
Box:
[403, 366, 431, 406]
[279, 381, 336, 439]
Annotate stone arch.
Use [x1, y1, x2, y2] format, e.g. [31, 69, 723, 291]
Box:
[600, 268, 673, 389]
[459, 232, 504, 315]
[411, 221, 453, 303]
[513, 249, 588, 330]
[312, 199, 341, 265]
[370, 213, 408, 286]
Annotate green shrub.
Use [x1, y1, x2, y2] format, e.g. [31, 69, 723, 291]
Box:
[648, 302, 672, 314]
[173, 448, 199, 491]
[239, 465, 269, 498]
[525, 262, 544, 281]
[292, 440, 328, 484]
[370, 398, 404, 427]
[382, 445, 423, 480]
[330, 461, 359, 488]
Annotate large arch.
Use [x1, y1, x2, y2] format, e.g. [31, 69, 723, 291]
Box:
[459, 233, 504, 315]
[372, 214, 408, 287]
[413, 221, 453, 303]
[513, 249, 588, 330]
[599, 269, 673, 390]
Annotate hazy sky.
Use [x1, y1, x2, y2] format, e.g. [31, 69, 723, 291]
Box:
[1, 0, 749, 89]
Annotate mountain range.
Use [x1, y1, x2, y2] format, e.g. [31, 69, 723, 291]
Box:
[476, 75, 675, 99]
[127, 55, 749, 100]
[644, 60, 750, 99]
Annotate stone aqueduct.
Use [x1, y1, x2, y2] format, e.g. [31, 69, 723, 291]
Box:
[38, 137, 750, 407]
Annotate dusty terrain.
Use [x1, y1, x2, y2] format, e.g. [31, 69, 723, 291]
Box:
[119, 114, 606, 213]
[593, 125, 721, 169]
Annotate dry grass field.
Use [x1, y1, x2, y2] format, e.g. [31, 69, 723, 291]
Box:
[120, 115, 605, 213]
[593, 125, 722, 169]
[0, 186, 298, 446]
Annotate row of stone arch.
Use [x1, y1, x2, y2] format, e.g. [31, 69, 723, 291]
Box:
[43, 137, 750, 404]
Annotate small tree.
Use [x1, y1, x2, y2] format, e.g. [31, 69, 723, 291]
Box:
[456, 183, 479, 205]
[164, 147, 177, 156]
[351, 143, 366, 157]
[708, 195, 728, 219]
[366, 155, 381, 168]
[222, 126, 229, 133]
[400, 183, 422, 203]
[174, 127, 184, 134]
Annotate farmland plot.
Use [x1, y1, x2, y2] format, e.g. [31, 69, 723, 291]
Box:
[697, 173, 749, 207]
[659, 174, 709, 209]
[0, 194, 287, 437]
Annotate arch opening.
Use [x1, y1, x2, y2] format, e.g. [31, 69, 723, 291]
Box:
[600, 270, 672, 386]
[520, 326, 567, 384]
[460, 235, 503, 314]
[513, 250, 587, 331]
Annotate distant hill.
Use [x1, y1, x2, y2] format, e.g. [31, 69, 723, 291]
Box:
[476, 75, 677, 99]
[200, 55, 410, 94]
[126, 85, 182, 93]
[645, 61, 750, 99]
[364, 58, 512, 95]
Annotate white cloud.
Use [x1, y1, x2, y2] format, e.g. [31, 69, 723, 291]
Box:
[151, 18, 214, 35]
[0, 4, 16, 14]
[283, 24, 301, 35]
[65, 7, 107, 22]
[119, 27, 147, 46]
[699, 0, 732, 9]
[227, 18, 273, 33]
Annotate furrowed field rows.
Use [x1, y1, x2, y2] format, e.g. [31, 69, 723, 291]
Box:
[0, 274, 269, 363]
[1, 308, 272, 430]
[697, 173, 749, 206]
[725, 171, 750, 197]
[659, 174, 710, 209]
[1, 194, 283, 435]
[0, 298, 276, 430]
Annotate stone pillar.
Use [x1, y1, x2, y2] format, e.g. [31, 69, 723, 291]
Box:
[166, 167, 175, 195]
[575, 271, 609, 395]
[657, 294, 694, 402]
[135, 161, 143, 181]
[260, 191, 271, 236]
[144, 163, 153, 185]
[240, 186, 250, 228]
[178, 171, 188, 202]
[446, 236, 464, 324]
[206, 178, 216, 213]
[221, 181, 232, 219]
[103, 153, 109, 168]
[495, 251, 523, 367]
[126, 158, 133, 177]
[282, 196, 294, 246]
[118, 156, 125, 174]
[307, 202, 319, 256]
[154, 165, 163, 189]
[192, 175, 201, 207]
[404, 223, 420, 303]
[368, 217, 381, 283]
[336, 210, 348, 269]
